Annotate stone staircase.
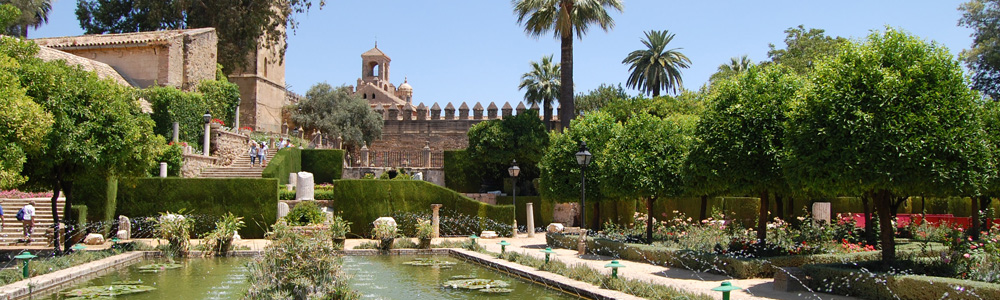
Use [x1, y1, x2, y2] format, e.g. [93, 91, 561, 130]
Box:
[0, 197, 65, 247]
[199, 148, 277, 178]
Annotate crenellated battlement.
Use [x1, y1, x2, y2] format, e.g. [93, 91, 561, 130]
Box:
[373, 101, 560, 121]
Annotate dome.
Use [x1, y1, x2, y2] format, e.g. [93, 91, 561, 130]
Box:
[399, 77, 412, 92]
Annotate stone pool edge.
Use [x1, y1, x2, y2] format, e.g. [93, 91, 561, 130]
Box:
[1, 248, 639, 300]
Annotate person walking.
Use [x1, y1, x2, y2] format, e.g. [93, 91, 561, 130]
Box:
[259, 141, 269, 167]
[249, 142, 259, 167]
[21, 201, 34, 242]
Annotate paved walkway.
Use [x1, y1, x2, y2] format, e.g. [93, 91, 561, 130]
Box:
[470, 233, 857, 300]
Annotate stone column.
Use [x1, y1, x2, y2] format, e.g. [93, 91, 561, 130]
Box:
[203, 122, 211, 156]
[526, 202, 535, 237]
[233, 102, 241, 131]
[431, 204, 442, 238]
[812, 202, 832, 225]
[287, 173, 297, 191]
[172, 122, 179, 143]
[422, 142, 431, 167]
[159, 162, 167, 178]
[296, 172, 315, 200]
[336, 136, 343, 149]
[277, 202, 290, 220]
[361, 145, 370, 166]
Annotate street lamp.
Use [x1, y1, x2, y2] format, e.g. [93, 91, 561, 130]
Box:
[508, 160, 520, 237]
[575, 141, 592, 230]
[202, 110, 211, 156]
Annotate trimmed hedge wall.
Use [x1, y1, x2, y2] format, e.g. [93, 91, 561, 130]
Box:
[72, 176, 118, 226]
[326, 180, 513, 237]
[301, 149, 343, 184]
[262, 148, 302, 185]
[546, 233, 881, 279]
[495, 196, 551, 229]
[262, 148, 344, 184]
[116, 178, 278, 238]
[804, 263, 1000, 299]
[443, 150, 480, 193]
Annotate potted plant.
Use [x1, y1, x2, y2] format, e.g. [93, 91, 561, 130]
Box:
[416, 219, 433, 249]
[372, 221, 398, 251]
[330, 215, 351, 250]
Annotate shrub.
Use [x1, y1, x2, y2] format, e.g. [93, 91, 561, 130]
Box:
[153, 211, 194, 258]
[443, 150, 479, 192]
[201, 212, 245, 256]
[116, 177, 278, 238]
[262, 148, 302, 185]
[0, 250, 120, 285]
[329, 215, 351, 238]
[244, 223, 358, 299]
[301, 149, 344, 183]
[286, 201, 326, 226]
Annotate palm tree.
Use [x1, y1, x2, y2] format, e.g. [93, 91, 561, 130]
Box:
[518, 55, 561, 130]
[622, 30, 691, 97]
[709, 55, 754, 84]
[514, 0, 624, 130]
[3, 0, 52, 37]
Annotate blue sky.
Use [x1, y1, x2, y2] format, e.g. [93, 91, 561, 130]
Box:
[31, 1, 973, 107]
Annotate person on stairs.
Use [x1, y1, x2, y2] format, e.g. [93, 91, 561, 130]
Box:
[258, 141, 269, 167]
[21, 201, 34, 242]
[249, 142, 259, 167]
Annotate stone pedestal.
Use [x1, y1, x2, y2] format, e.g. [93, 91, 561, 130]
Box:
[577, 231, 587, 256]
[118, 215, 131, 239]
[431, 204, 442, 238]
[526, 203, 535, 237]
[277, 202, 290, 220]
[159, 162, 167, 178]
[296, 172, 314, 200]
[361, 145, 370, 166]
[172, 122, 179, 143]
[812, 202, 832, 225]
[289, 173, 298, 186]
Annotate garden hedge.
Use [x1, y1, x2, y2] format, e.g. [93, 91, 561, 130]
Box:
[547, 233, 881, 279]
[804, 263, 1000, 300]
[301, 149, 343, 184]
[443, 150, 480, 193]
[72, 176, 118, 227]
[262, 148, 343, 184]
[116, 177, 278, 238]
[262, 148, 302, 185]
[326, 179, 512, 237]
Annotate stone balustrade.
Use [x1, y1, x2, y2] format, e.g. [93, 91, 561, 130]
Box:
[375, 101, 559, 121]
[181, 154, 217, 178]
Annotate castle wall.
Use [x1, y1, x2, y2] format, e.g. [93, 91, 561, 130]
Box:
[64, 46, 163, 88]
[182, 31, 219, 90]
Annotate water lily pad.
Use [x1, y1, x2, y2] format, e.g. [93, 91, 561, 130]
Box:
[61, 284, 156, 298]
[136, 263, 182, 273]
[402, 259, 456, 267]
[442, 279, 510, 290]
[479, 288, 513, 294]
[449, 274, 476, 280]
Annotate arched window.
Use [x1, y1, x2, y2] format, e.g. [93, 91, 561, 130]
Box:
[363, 94, 367, 99]
[372, 93, 376, 99]
[368, 62, 380, 77]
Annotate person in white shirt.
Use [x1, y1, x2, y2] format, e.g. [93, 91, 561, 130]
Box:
[22, 201, 34, 241]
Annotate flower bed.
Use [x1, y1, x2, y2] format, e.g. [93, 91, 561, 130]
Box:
[805, 262, 1000, 299]
[547, 232, 881, 279]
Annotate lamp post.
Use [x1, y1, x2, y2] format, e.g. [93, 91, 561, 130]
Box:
[233, 98, 241, 131]
[202, 110, 212, 156]
[575, 141, 592, 230]
[508, 160, 520, 237]
[541, 247, 556, 264]
[575, 141, 592, 256]
[498, 240, 510, 255]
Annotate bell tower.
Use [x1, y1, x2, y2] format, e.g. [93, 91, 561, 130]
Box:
[361, 43, 390, 84]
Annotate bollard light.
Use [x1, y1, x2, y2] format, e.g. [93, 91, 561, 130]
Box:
[711, 281, 743, 300]
[541, 247, 556, 264]
[499, 240, 510, 255]
[72, 244, 87, 252]
[14, 252, 37, 278]
[604, 260, 625, 278]
[111, 237, 121, 250]
[469, 234, 479, 247]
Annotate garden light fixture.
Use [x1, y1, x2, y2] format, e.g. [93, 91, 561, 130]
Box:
[14, 252, 37, 278]
[541, 247, 556, 264]
[499, 240, 510, 255]
[711, 281, 743, 300]
[605, 260, 625, 278]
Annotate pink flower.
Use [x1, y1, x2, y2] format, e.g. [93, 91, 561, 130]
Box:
[964, 253, 971, 258]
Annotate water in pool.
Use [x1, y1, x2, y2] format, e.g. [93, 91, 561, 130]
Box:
[49, 257, 250, 300]
[341, 255, 585, 300]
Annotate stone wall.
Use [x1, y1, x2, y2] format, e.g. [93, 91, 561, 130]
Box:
[368, 101, 552, 154]
[181, 154, 216, 178]
[210, 126, 249, 167]
[181, 29, 219, 91]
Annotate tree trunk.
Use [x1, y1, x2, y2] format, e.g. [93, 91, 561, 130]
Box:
[62, 181, 75, 252]
[646, 196, 655, 244]
[862, 193, 876, 246]
[593, 201, 601, 230]
[786, 196, 794, 219]
[775, 194, 784, 221]
[890, 196, 907, 219]
[874, 189, 896, 264]
[543, 101, 553, 131]
[50, 180, 63, 254]
[972, 195, 982, 240]
[558, 26, 575, 130]
[757, 191, 769, 245]
[982, 197, 993, 231]
[699, 195, 708, 221]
